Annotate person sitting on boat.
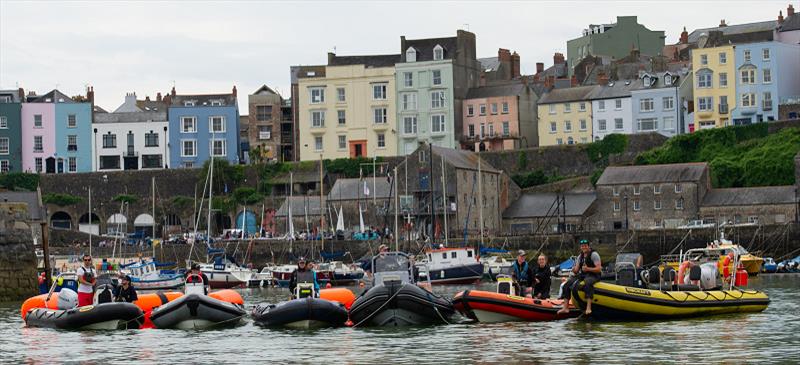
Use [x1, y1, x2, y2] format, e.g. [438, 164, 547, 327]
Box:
[721, 251, 735, 284]
[558, 239, 602, 316]
[510, 250, 534, 297]
[532, 254, 552, 299]
[76, 254, 97, 307]
[113, 275, 139, 303]
[185, 263, 210, 294]
[289, 257, 320, 298]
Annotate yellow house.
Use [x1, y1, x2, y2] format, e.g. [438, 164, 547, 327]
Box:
[691, 45, 735, 129]
[536, 85, 596, 146]
[298, 54, 399, 161]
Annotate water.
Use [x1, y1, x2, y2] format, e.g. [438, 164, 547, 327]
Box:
[2, 275, 799, 364]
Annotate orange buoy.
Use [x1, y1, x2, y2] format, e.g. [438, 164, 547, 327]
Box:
[21, 293, 60, 320]
[326, 283, 332, 289]
[320, 288, 356, 309]
[209, 289, 244, 305]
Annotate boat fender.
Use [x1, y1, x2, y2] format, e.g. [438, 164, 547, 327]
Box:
[662, 267, 676, 286]
[676, 261, 690, 285]
[689, 265, 702, 281]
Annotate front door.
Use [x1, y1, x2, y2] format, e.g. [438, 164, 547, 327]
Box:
[349, 140, 366, 158]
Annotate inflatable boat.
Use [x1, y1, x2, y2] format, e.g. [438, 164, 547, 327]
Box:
[23, 288, 144, 330]
[252, 273, 352, 329]
[149, 275, 246, 329]
[349, 252, 455, 327]
[453, 277, 579, 322]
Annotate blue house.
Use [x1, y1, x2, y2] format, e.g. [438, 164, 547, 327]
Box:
[167, 87, 241, 168]
[630, 70, 693, 137]
[731, 41, 800, 125]
[30, 89, 93, 173]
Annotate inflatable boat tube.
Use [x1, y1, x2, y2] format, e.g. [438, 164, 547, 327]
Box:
[150, 293, 245, 329]
[320, 288, 356, 309]
[25, 302, 144, 330]
[252, 297, 348, 329]
[349, 281, 454, 327]
[452, 290, 580, 323]
[21, 293, 60, 320]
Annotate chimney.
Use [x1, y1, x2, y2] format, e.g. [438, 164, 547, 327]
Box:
[680, 26, 688, 44]
[498, 48, 511, 61]
[719, 19, 727, 27]
[156, 92, 162, 102]
[511, 52, 521, 78]
[536, 62, 544, 74]
[327, 52, 336, 65]
[570, 75, 578, 87]
[789, 4, 795, 16]
[170, 86, 176, 98]
[232, 85, 237, 97]
[553, 52, 565, 65]
[545, 75, 555, 89]
[533, 74, 540, 82]
[779, 10, 785, 23]
[124, 92, 136, 106]
[598, 71, 609, 85]
[163, 94, 172, 105]
[145, 96, 151, 102]
[18, 88, 24, 100]
[87, 86, 94, 104]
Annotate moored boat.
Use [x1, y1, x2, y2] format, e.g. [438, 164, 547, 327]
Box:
[453, 277, 579, 323]
[319, 261, 365, 286]
[416, 247, 483, 285]
[251, 282, 349, 329]
[149, 275, 246, 329]
[480, 255, 513, 281]
[200, 256, 253, 289]
[122, 260, 184, 290]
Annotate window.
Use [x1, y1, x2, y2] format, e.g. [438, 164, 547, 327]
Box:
[480, 123, 485, 138]
[564, 103, 571, 113]
[502, 121, 510, 136]
[762, 48, 770, 61]
[431, 91, 445, 109]
[184, 101, 196, 107]
[613, 187, 619, 196]
[719, 73, 728, 87]
[433, 45, 444, 60]
[763, 92, 773, 110]
[664, 75, 673, 86]
[67, 157, 76, 173]
[763, 69, 771, 84]
[0, 137, 8, 154]
[549, 122, 557, 133]
[467, 105, 474, 116]
[741, 69, 755, 84]
[615, 99, 622, 110]
[598, 119, 607, 131]
[638, 118, 658, 131]
[663, 97, 674, 111]
[633, 200, 640, 211]
[654, 185, 661, 194]
[373, 108, 387, 124]
[741, 93, 756, 108]
[67, 114, 76, 128]
[336, 88, 345, 102]
[432, 70, 442, 85]
[310, 88, 325, 103]
[314, 136, 323, 151]
[141, 154, 162, 168]
[338, 135, 346, 149]
[700, 54, 708, 65]
[406, 47, 416, 62]
[654, 200, 662, 210]
[468, 124, 475, 137]
[719, 52, 726, 64]
[0, 160, 8, 173]
[675, 183, 682, 193]
[256, 105, 272, 121]
[640, 98, 654, 112]
[431, 114, 445, 133]
[210, 99, 222, 106]
[210, 139, 226, 157]
[0, 116, 6, 129]
[564, 120, 572, 132]
[181, 117, 196, 133]
[337, 110, 346, 125]
[102, 133, 116, 148]
[579, 119, 587, 131]
[676, 198, 684, 210]
[100, 156, 120, 170]
[744, 50, 751, 62]
[663, 116, 675, 131]
[488, 123, 495, 136]
[579, 102, 586, 112]
[403, 72, 413, 87]
[548, 105, 556, 114]
[373, 84, 387, 100]
[403, 116, 417, 135]
[613, 200, 621, 211]
[720, 96, 728, 109]
[183, 162, 194, 168]
[491, 103, 498, 114]
[377, 133, 385, 148]
[311, 111, 325, 127]
[633, 185, 640, 195]
[67, 135, 77, 151]
[181, 139, 196, 157]
[480, 104, 487, 115]
[35, 158, 42, 173]
[402, 93, 417, 111]
[697, 73, 712, 88]
[598, 100, 606, 111]
[502, 102, 509, 114]
[567, 137, 574, 145]
[698, 97, 713, 111]
[34, 114, 42, 128]
[556, 138, 563, 145]
[581, 137, 588, 143]
[210, 116, 225, 133]
[614, 118, 623, 130]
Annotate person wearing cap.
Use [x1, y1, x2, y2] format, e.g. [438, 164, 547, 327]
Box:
[559, 239, 602, 315]
[113, 275, 138, 303]
[510, 250, 535, 296]
[289, 257, 319, 297]
[185, 263, 210, 294]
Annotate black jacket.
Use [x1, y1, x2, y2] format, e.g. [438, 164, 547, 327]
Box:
[113, 285, 138, 303]
[532, 265, 552, 299]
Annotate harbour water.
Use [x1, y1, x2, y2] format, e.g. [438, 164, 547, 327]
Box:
[1, 275, 798, 364]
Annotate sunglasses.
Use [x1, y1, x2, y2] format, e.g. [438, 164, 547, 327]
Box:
[83, 259, 91, 262]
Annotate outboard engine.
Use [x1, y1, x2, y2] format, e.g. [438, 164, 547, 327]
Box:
[295, 283, 316, 299]
[95, 284, 114, 304]
[699, 262, 718, 290]
[57, 288, 79, 309]
[496, 276, 515, 296]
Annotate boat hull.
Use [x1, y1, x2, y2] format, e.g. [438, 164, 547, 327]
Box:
[150, 293, 245, 329]
[452, 290, 579, 323]
[419, 263, 484, 285]
[251, 297, 348, 328]
[25, 303, 144, 330]
[349, 281, 454, 326]
[202, 271, 249, 289]
[131, 275, 185, 290]
[570, 281, 770, 320]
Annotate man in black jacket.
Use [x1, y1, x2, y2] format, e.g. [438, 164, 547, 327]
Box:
[113, 275, 139, 303]
[532, 254, 552, 299]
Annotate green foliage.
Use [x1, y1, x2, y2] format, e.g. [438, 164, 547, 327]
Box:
[325, 157, 382, 178]
[232, 187, 263, 205]
[636, 126, 799, 187]
[198, 158, 246, 195]
[585, 134, 628, 164]
[211, 196, 235, 214]
[0, 173, 40, 191]
[42, 193, 82, 206]
[516, 151, 528, 170]
[171, 195, 194, 209]
[112, 194, 138, 204]
[512, 170, 564, 189]
[590, 169, 604, 187]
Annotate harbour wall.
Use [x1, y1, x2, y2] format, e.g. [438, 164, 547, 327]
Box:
[0, 228, 39, 302]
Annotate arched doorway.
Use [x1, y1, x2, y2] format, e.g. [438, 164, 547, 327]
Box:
[79, 212, 101, 235]
[134, 214, 155, 238]
[107, 213, 128, 236]
[235, 210, 257, 236]
[50, 211, 72, 230]
[163, 214, 182, 236]
[214, 213, 232, 235]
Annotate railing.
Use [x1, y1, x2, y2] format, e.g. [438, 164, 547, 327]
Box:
[67, 145, 78, 151]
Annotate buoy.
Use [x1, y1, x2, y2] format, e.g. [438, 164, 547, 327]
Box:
[320, 288, 356, 309]
[326, 283, 332, 289]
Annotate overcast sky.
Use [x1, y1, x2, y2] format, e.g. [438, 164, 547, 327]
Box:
[0, 0, 790, 111]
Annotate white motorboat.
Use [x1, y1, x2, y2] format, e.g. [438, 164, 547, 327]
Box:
[480, 255, 513, 280]
[249, 265, 276, 287]
[416, 247, 484, 285]
[200, 257, 253, 289]
[122, 260, 184, 290]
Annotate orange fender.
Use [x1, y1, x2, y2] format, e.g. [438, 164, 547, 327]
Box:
[320, 288, 356, 309]
[209, 289, 244, 305]
[21, 293, 60, 320]
[677, 261, 691, 285]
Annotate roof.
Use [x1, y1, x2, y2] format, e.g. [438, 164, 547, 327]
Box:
[478, 57, 502, 72]
[26, 89, 76, 103]
[688, 20, 776, 43]
[537, 85, 598, 104]
[402, 36, 458, 62]
[540, 63, 568, 79]
[275, 196, 326, 217]
[94, 111, 167, 124]
[779, 11, 800, 32]
[586, 80, 639, 100]
[632, 71, 689, 91]
[503, 192, 596, 218]
[431, 145, 499, 173]
[328, 178, 392, 201]
[702, 186, 797, 206]
[270, 170, 324, 184]
[171, 93, 237, 107]
[0, 89, 21, 103]
[466, 81, 527, 99]
[290, 65, 326, 83]
[328, 54, 400, 68]
[136, 99, 169, 112]
[251, 85, 280, 96]
[0, 191, 44, 221]
[597, 163, 708, 185]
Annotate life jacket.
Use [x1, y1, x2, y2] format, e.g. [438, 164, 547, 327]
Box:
[578, 249, 599, 276]
[512, 261, 530, 283]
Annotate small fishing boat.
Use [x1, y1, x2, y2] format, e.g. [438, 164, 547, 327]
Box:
[480, 255, 513, 281]
[248, 265, 276, 287]
[349, 252, 455, 327]
[319, 261, 365, 286]
[122, 260, 184, 290]
[762, 257, 778, 273]
[416, 247, 483, 285]
[149, 275, 246, 329]
[251, 281, 349, 329]
[453, 276, 579, 323]
[200, 255, 253, 289]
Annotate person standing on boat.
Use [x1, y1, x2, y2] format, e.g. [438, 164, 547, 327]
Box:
[76, 254, 97, 307]
[185, 263, 210, 294]
[532, 254, 552, 299]
[113, 275, 139, 303]
[559, 239, 601, 316]
[289, 257, 320, 297]
[510, 250, 534, 297]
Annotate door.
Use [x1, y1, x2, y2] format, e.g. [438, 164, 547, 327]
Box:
[349, 140, 366, 158]
[45, 157, 56, 174]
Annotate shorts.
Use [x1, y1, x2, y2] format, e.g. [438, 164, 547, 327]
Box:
[78, 291, 94, 307]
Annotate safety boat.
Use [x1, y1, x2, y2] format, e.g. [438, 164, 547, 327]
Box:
[453, 276, 579, 323]
[251, 279, 351, 329]
[149, 275, 246, 329]
[122, 260, 184, 290]
[349, 252, 455, 327]
[416, 247, 484, 284]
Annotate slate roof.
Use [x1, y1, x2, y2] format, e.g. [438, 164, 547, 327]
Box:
[432, 145, 499, 173]
[478, 57, 502, 72]
[328, 178, 392, 201]
[26, 89, 75, 103]
[0, 90, 21, 103]
[94, 111, 167, 124]
[270, 170, 324, 184]
[136, 99, 169, 112]
[596, 163, 708, 185]
[702, 186, 796, 206]
[466, 81, 527, 99]
[328, 54, 400, 68]
[290, 65, 326, 83]
[402, 36, 458, 62]
[586, 80, 639, 100]
[252, 85, 279, 96]
[0, 191, 44, 221]
[503, 192, 596, 218]
[632, 71, 689, 91]
[779, 12, 800, 32]
[275, 196, 325, 217]
[537, 85, 598, 104]
[687, 20, 776, 43]
[171, 93, 237, 107]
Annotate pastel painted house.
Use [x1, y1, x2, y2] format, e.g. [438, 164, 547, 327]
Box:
[0, 89, 23, 173]
[461, 80, 539, 151]
[21, 90, 91, 173]
[731, 41, 800, 125]
[631, 70, 693, 137]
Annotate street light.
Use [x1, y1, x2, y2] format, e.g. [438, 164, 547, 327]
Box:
[623, 192, 629, 230]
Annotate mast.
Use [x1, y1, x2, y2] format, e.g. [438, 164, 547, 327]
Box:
[260, 203, 265, 237]
[88, 187, 92, 257]
[478, 157, 485, 248]
[441, 155, 448, 246]
[372, 156, 377, 206]
[320, 153, 325, 251]
[152, 176, 156, 258]
[207, 152, 214, 263]
[428, 143, 435, 243]
[394, 166, 399, 251]
[241, 204, 246, 240]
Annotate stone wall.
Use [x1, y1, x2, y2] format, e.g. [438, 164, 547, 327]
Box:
[0, 228, 39, 302]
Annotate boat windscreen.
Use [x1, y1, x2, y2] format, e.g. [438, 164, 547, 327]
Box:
[374, 254, 410, 273]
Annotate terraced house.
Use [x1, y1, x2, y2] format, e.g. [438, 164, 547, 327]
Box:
[630, 70, 693, 137]
[731, 41, 800, 125]
[297, 53, 399, 161]
[0, 89, 23, 173]
[692, 42, 736, 130]
[536, 85, 596, 146]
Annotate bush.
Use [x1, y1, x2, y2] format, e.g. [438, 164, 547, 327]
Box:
[590, 169, 604, 186]
[112, 194, 138, 204]
[325, 157, 382, 178]
[232, 187, 263, 205]
[171, 195, 194, 209]
[42, 193, 82, 206]
[0, 173, 40, 191]
[512, 169, 564, 189]
[198, 158, 246, 195]
[586, 134, 628, 164]
[517, 151, 527, 170]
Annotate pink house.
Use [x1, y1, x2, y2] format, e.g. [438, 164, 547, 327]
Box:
[21, 103, 56, 173]
[461, 81, 539, 151]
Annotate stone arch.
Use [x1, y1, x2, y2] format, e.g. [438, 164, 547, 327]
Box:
[235, 210, 258, 235]
[50, 211, 72, 230]
[134, 214, 155, 237]
[79, 212, 101, 235]
[107, 213, 128, 235]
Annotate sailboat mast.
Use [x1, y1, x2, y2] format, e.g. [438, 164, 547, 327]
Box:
[478, 157, 485, 247]
[152, 176, 156, 258]
[320, 153, 325, 251]
[207, 153, 214, 263]
[394, 167, 399, 251]
[429, 143, 435, 243]
[441, 156, 448, 246]
[88, 187, 92, 257]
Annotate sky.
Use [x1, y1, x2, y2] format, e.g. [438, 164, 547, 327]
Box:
[0, 0, 791, 111]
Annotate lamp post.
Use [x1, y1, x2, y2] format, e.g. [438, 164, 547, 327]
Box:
[623, 192, 629, 230]
[163, 126, 168, 168]
[93, 128, 98, 171]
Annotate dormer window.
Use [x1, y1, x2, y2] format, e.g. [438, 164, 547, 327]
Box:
[664, 74, 673, 86]
[406, 47, 417, 62]
[184, 101, 196, 107]
[643, 75, 651, 87]
[433, 45, 444, 60]
[210, 100, 224, 106]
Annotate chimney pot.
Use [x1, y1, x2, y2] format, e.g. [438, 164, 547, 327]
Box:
[145, 96, 151, 101]
[779, 10, 785, 23]
[170, 86, 176, 97]
[156, 92, 162, 102]
[536, 62, 544, 73]
[18, 88, 24, 100]
[719, 19, 727, 27]
[680, 26, 689, 44]
[511, 51, 521, 79]
[232, 85, 237, 97]
[788, 4, 795, 16]
[553, 52, 565, 65]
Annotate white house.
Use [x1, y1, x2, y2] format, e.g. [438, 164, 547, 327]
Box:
[589, 81, 637, 141]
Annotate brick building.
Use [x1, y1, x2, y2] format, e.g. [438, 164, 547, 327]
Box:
[502, 192, 596, 235]
[700, 186, 798, 225]
[247, 85, 284, 163]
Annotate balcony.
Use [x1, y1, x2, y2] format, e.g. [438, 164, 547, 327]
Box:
[718, 104, 729, 114]
[461, 132, 518, 143]
[67, 145, 78, 151]
[124, 148, 138, 157]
